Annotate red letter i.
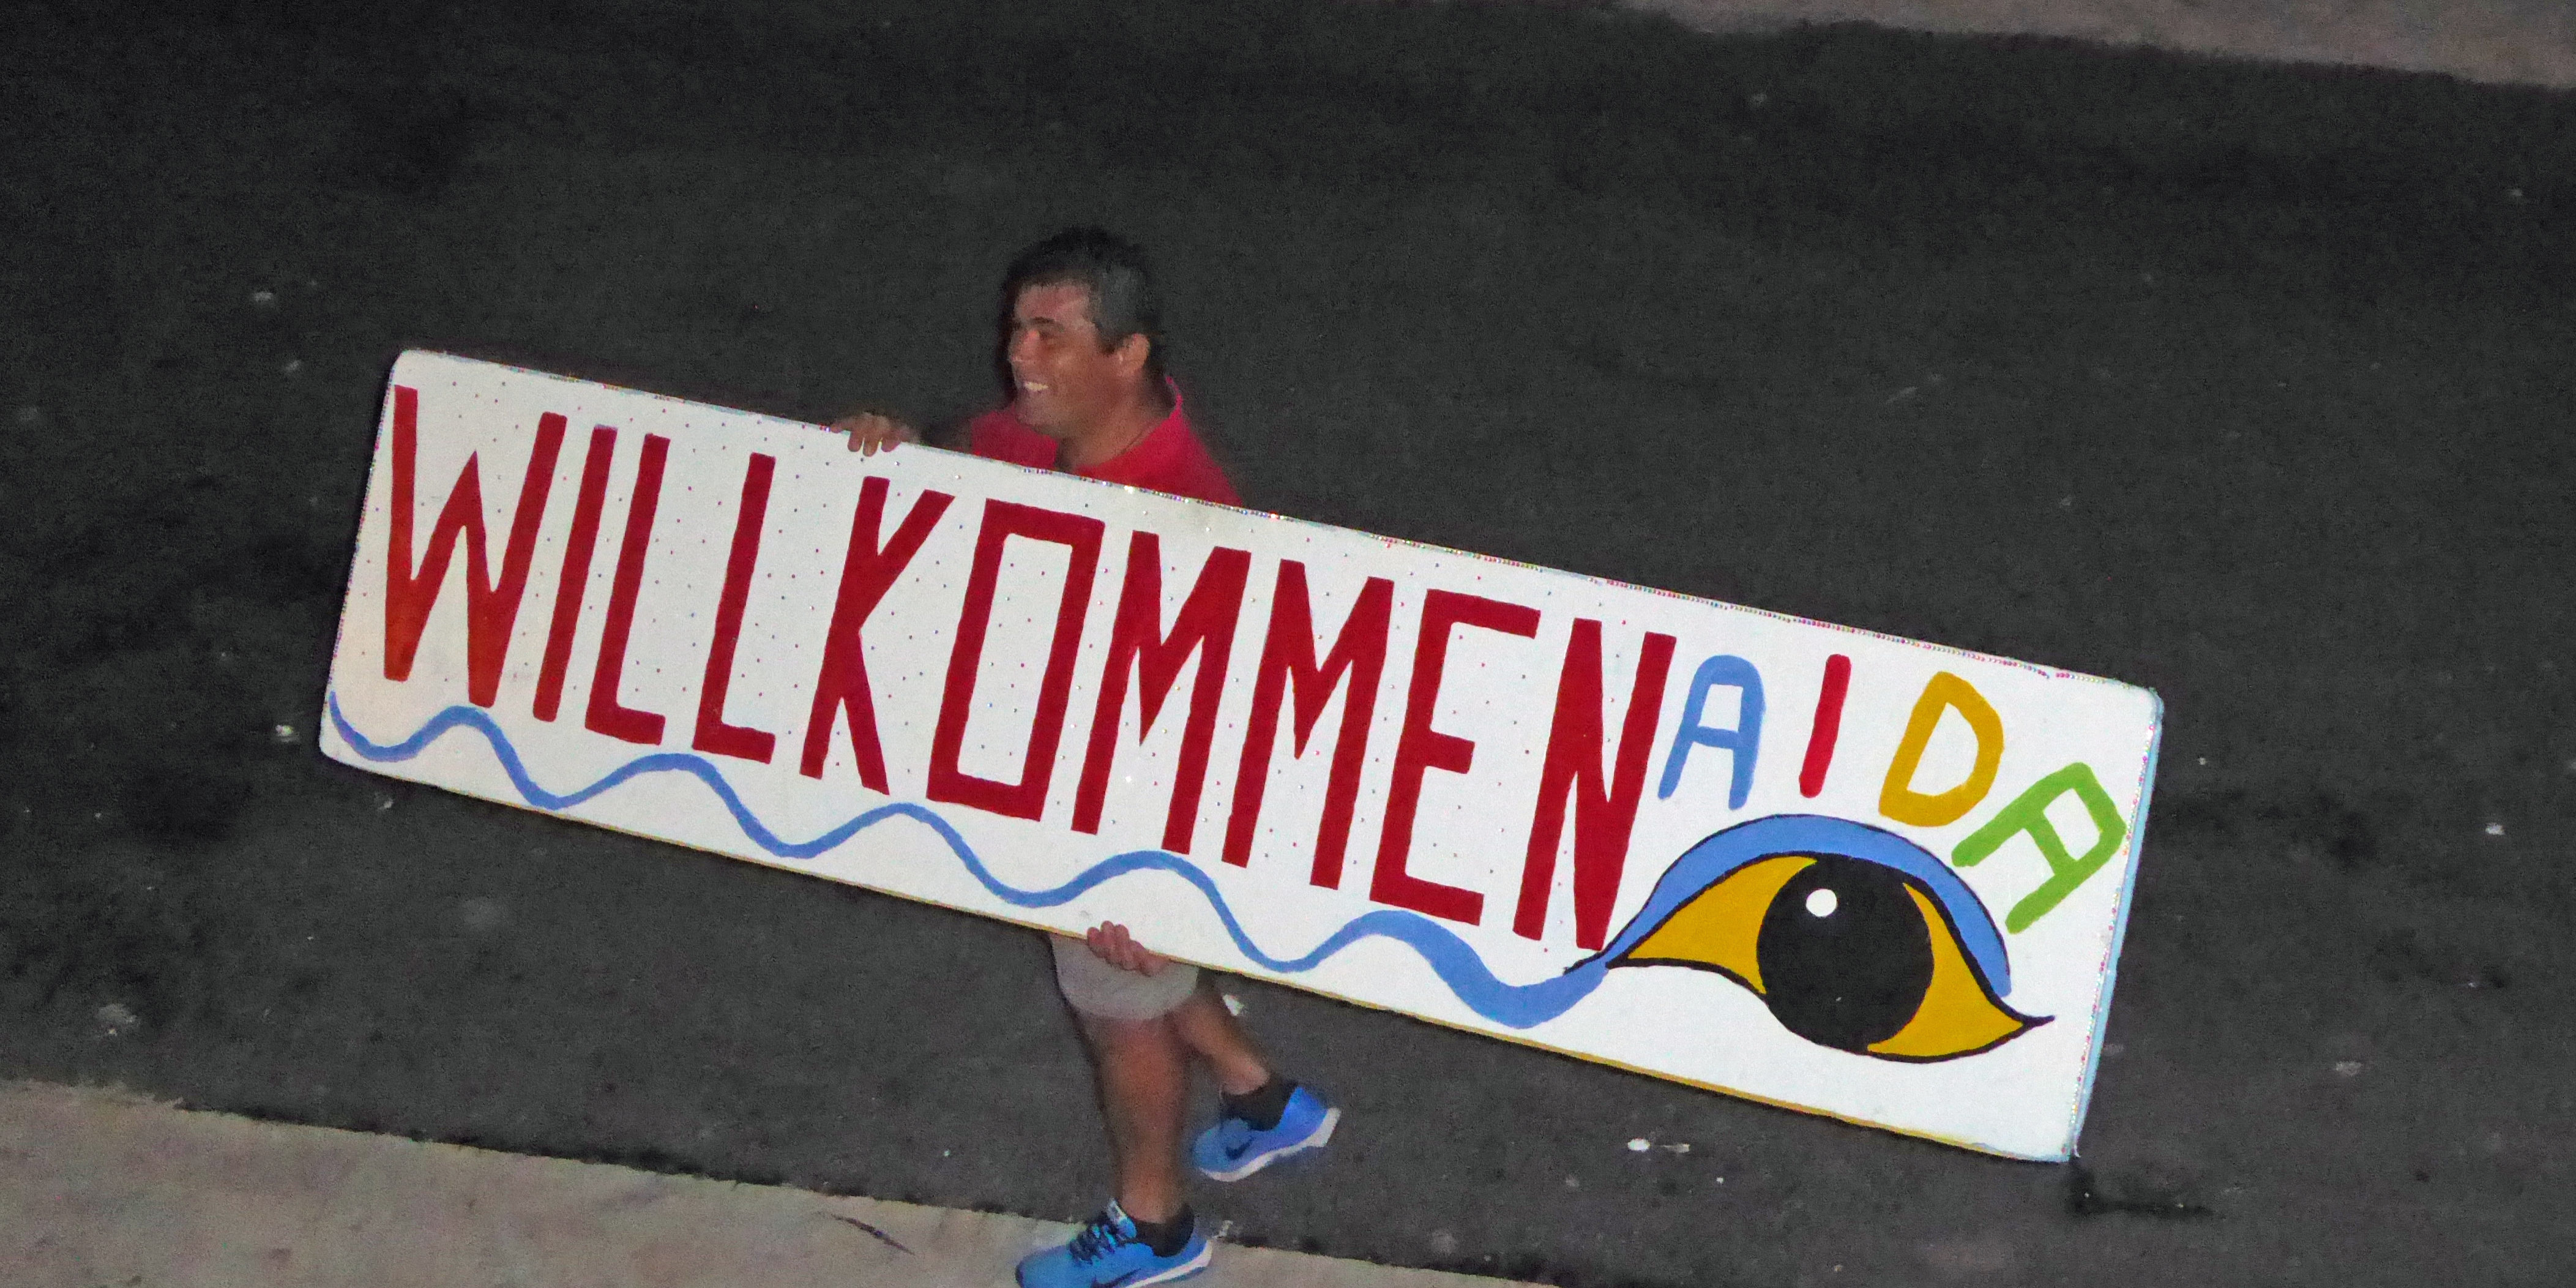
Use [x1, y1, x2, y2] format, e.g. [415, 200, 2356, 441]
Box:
[1798, 653, 1852, 799]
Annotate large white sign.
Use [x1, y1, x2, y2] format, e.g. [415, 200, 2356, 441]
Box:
[323, 351, 2161, 1159]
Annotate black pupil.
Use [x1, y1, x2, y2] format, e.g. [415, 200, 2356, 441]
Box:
[1755, 856, 1935, 1052]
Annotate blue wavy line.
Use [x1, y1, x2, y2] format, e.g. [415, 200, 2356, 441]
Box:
[324, 694, 1607, 1028]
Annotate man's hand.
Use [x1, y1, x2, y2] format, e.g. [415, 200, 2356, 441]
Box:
[827, 410, 920, 456]
[1085, 921, 1171, 976]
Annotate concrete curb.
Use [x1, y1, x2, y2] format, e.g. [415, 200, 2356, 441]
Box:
[1618, 0, 2576, 88]
[1, 1080, 1534, 1288]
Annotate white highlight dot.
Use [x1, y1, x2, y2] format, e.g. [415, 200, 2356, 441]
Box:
[1805, 888, 1839, 918]
[1626, 1137, 1651, 1152]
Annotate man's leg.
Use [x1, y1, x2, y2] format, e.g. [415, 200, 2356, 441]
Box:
[1075, 1011, 1192, 1223]
[1170, 979, 1339, 1183]
[1168, 981, 1272, 1098]
[1018, 937, 1209, 1287]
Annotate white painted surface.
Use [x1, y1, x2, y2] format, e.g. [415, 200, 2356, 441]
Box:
[320, 352, 2161, 1158]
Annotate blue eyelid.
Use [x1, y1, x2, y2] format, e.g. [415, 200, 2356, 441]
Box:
[1586, 815, 2014, 997]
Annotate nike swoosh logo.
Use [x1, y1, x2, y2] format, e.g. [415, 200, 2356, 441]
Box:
[1090, 1271, 1142, 1288]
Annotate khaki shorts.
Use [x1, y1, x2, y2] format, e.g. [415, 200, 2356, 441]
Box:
[1049, 932, 1200, 1020]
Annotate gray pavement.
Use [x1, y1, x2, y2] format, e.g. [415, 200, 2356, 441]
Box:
[2, 1079, 1533, 1288]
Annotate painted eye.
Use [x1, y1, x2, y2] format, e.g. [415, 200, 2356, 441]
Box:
[1599, 817, 2044, 1061]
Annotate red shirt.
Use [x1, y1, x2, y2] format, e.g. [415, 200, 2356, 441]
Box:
[963, 386, 1240, 507]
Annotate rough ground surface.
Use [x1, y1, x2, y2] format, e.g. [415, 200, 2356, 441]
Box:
[2, 1079, 1526, 1287]
[2, 1, 2570, 1285]
[1627, 0, 2576, 89]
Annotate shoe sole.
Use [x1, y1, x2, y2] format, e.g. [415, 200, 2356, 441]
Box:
[1130, 1240, 1214, 1286]
[1198, 1106, 1340, 1182]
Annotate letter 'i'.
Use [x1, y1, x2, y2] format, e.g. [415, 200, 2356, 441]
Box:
[1799, 654, 1851, 798]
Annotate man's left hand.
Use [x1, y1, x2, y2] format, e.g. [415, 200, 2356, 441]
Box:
[1084, 921, 1171, 976]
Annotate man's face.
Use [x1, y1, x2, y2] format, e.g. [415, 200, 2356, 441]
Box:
[1006, 280, 1146, 439]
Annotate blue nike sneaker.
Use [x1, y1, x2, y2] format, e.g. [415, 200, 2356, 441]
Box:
[1192, 1084, 1340, 1181]
[1015, 1202, 1210, 1288]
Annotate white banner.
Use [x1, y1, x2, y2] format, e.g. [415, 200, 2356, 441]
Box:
[323, 350, 2161, 1159]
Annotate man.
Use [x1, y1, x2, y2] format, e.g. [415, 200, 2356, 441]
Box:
[832, 228, 1337, 1288]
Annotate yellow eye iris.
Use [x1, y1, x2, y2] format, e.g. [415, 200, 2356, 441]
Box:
[1614, 851, 2043, 1061]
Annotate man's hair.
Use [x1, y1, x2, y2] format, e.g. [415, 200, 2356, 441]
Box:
[996, 227, 1169, 393]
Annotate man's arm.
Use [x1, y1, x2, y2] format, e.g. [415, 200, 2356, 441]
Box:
[827, 410, 920, 455]
[828, 409, 984, 454]
[1085, 921, 1172, 975]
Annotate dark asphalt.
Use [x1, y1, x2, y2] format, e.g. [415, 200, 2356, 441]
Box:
[3, 1, 2571, 1284]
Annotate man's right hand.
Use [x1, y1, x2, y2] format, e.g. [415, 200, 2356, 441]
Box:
[827, 410, 920, 456]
